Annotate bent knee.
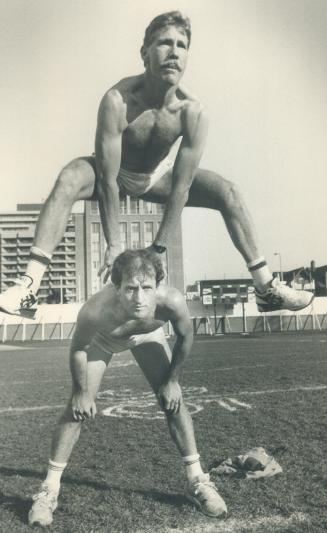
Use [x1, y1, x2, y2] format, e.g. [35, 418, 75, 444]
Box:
[220, 179, 242, 212]
[162, 398, 188, 418]
[55, 160, 91, 199]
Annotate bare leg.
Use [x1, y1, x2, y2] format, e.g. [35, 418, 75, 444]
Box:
[28, 354, 110, 527]
[132, 340, 198, 457]
[0, 157, 98, 311]
[131, 338, 227, 517]
[50, 358, 108, 463]
[141, 167, 260, 263]
[35, 156, 97, 254]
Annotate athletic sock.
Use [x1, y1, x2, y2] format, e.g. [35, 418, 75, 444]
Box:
[247, 257, 273, 292]
[43, 459, 67, 493]
[182, 453, 204, 484]
[22, 246, 52, 293]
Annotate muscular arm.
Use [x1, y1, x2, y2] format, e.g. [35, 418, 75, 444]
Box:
[156, 290, 193, 413]
[167, 291, 194, 382]
[95, 89, 127, 273]
[154, 100, 209, 248]
[69, 305, 98, 392]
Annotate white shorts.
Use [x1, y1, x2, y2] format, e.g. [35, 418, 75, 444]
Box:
[116, 158, 173, 197]
[89, 327, 171, 362]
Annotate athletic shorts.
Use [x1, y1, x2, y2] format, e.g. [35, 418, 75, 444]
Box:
[88, 327, 171, 363]
[116, 158, 173, 197]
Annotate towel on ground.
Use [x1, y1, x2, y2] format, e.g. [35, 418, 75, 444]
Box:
[210, 447, 283, 480]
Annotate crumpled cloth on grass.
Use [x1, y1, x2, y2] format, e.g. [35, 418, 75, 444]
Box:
[210, 447, 283, 480]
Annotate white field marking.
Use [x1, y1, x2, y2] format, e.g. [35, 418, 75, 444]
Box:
[186, 359, 327, 375]
[98, 387, 248, 419]
[238, 384, 327, 396]
[135, 512, 309, 533]
[98, 383, 327, 420]
[2, 384, 326, 418]
[227, 398, 252, 408]
[0, 404, 64, 414]
[0, 344, 30, 351]
[217, 400, 237, 412]
[110, 360, 137, 367]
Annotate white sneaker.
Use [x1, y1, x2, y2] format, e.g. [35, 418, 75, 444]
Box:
[28, 483, 58, 527]
[187, 474, 227, 517]
[0, 279, 37, 318]
[255, 278, 314, 312]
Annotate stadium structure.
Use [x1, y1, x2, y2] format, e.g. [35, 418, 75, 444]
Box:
[0, 200, 185, 304]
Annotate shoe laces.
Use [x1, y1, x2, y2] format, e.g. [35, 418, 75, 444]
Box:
[32, 486, 57, 506]
[193, 478, 218, 498]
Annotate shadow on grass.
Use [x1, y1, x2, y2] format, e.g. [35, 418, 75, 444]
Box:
[0, 490, 31, 523]
[0, 465, 188, 524]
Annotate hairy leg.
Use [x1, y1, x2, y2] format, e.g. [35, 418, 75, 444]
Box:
[141, 167, 260, 263]
[50, 357, 107, 464]
[34, 156, 97, 255]
[131, 340, 198, 457]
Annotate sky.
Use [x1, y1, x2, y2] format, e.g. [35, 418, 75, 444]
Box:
[1, 0, 327, 284]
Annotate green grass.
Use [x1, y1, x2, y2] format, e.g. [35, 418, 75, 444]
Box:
[0, 332, 326, 532]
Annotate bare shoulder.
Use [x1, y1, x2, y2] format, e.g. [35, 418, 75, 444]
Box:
[77, 285, 114, 325]
[176, 87, 208, 139]
[156, 285, 189, 318]
[105, 75, 144, 101]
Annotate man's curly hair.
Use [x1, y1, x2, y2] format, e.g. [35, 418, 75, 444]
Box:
[111, 249, 165, 288]
[142, 11, 191, 49]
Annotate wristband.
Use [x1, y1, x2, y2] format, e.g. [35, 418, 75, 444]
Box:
[152, 243, 167, 254]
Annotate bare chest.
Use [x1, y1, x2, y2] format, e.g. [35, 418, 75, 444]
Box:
[122, 107, 182, 158]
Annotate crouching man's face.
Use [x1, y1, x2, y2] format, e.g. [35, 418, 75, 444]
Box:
[117, 271, 157, 320]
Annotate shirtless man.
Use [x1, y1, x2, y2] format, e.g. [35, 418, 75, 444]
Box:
[0, 11, 313, 318]
[28, 249, 227, 527]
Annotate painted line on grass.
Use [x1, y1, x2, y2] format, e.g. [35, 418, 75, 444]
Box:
[238, 384, 327, 396]
[0, 344, 31, 351]
[1, 384, 326, 417]
[228, 398, 252, 408]
[0, 404, 64, 414]
[138, 511, 309, 533]
[185, 359, 327, 374]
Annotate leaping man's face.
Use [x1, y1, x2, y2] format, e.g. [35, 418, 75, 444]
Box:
[142, 25, 189, 85]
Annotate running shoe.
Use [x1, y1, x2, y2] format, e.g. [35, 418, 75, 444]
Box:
[187, 474, 227, 517]
[255, 278, 314, 312]
[0, 278, 37, 318]
[28, 483, 58, 527]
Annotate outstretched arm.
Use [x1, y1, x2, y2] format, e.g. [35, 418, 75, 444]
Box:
[69, 306, 98, 420]
[157, 290, 193, 413]
[95, 89, 127, 280]
[153, 96, 209, 249]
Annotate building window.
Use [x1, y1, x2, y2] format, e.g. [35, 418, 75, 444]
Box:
[91, 201, 99, 214]
[119, 198, 127, 214]
[144, 202, 155, 214]
[119, 222, 127, 251]
[144, 222, 154, 248]
[131, 222, 140, 249]
[130, 198, 141, 214]
[91, 222, 100, 234]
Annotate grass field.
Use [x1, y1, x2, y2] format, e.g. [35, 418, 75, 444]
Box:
[0, 332, 326, 532]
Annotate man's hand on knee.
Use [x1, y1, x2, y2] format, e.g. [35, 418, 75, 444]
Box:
[157, 380, 182, 415]
[71, 390, 97, 421]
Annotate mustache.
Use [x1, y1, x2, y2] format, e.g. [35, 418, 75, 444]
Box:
[161, 62, 181, 71]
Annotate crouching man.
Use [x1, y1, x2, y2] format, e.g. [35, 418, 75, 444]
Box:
[28, 249, 227, 526]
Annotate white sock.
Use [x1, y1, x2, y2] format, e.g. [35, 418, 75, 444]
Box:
[247, 257, 273, 291]
[23, 246, 52, 293]
[182, 453, 204, 484]
[44, 459, 67, 493]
